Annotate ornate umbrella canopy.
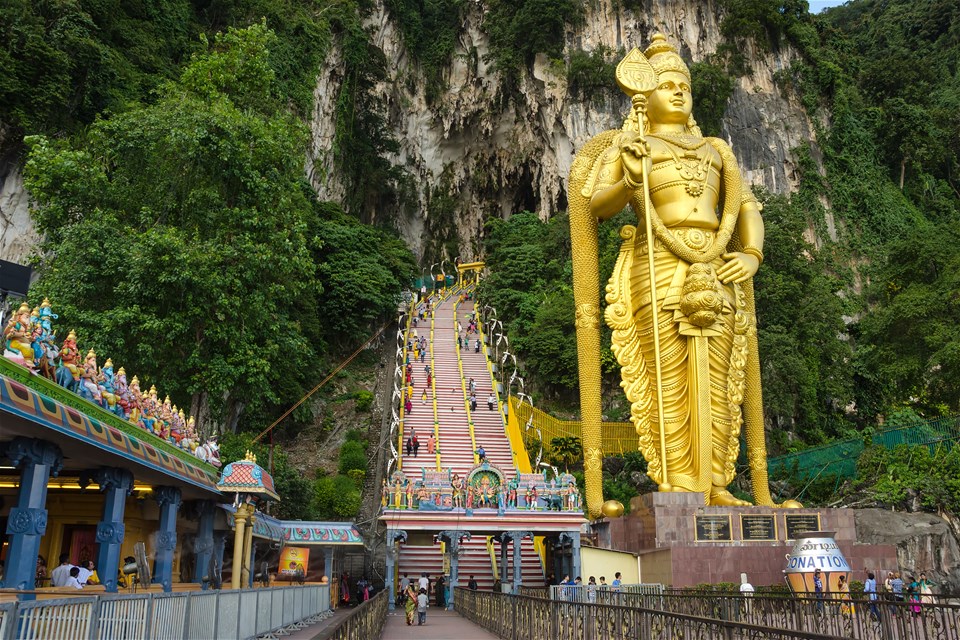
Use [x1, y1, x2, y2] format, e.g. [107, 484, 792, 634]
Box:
[217, 450, 280, 501]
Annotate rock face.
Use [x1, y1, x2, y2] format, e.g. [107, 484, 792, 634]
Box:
[856, 508, 960, 593]
[0, 148, 38, 265]
[308, 0, 817, 261]
[3, 1, 819, 265]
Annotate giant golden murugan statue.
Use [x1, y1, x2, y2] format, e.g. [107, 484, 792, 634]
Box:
[571, 34, 794, 517]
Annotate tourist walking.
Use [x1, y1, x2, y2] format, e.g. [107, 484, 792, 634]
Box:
[488, 392, 495, 410]
[864, 572, 881, 621]
[436, 575, 446, 607]
[612, 572, 622, 590]
[468, 575, 478, 590]
[476, 445, 486, 463]
[404, 583, 417, 625]
[813, 568, 825, 614]
[475, 338, 481, 353]
[427, 434, 435, 454]
[417, 588, 429, 625]
[587, 576, 597, 603]
[412, 435, 420, 457]
[421, 389, 428, 404]
[919, 572, 935, 604]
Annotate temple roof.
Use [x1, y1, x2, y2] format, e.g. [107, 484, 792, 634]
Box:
[217, 451, 279, 501]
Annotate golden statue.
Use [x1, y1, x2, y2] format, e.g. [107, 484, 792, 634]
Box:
[570, 34, 793, 516]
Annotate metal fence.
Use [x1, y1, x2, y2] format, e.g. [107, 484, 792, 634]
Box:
[548, 584, 664, 603]
[611, 591, 960, 640]
[322, 590, 388, 640]
[454, 588, 840, 639]
[0, 585, 329, 640]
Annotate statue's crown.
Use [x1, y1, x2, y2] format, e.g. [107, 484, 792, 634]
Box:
[644, 33, 690, 81]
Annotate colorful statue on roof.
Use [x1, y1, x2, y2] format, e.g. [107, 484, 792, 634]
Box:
[3, 302, 36, 372]
[57, 329, 82, 391]
[78, 349, 102, 403]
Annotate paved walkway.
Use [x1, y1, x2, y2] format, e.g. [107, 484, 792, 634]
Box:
[380, 608, 500, 639]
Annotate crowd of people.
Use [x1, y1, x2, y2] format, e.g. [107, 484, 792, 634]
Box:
[398, 572, 450, 625]
[400, 292, 501, 463]
[45, 554, 100, 589]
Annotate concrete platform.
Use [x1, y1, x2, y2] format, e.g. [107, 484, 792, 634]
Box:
[381, 608, 500, 639]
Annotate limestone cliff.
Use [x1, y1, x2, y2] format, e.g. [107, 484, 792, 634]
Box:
[307, 0, 817, 262]
[1, 1, 818, 267]
[0, 128, 38, 265]
[856, 509, 960, 593]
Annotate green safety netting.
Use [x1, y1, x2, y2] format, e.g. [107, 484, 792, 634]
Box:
[766, 414, 960, 481]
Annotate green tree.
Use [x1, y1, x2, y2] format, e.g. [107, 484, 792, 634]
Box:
[23, 24, 317, 433]
[549, 436, 582, 471]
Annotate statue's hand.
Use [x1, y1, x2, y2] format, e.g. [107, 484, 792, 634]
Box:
[718, 252, 760, 284]
[619, 131, 649, 189]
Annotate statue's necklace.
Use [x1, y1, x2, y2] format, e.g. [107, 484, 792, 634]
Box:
[654, 133, 711, 197]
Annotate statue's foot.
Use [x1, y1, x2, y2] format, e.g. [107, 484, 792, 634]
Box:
[709, 488, 751, 507]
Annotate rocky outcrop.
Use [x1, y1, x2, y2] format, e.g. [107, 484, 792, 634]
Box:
[307, 0, 818, 261]
[0, 143, 38, 265]
[856, 508, 960, 593]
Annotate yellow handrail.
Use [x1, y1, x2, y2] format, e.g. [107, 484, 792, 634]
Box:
[430, 299, 441, 471]
[486, 535, 499, 582]
[396, 298, 416, 470]
[454, 296, 480, 464]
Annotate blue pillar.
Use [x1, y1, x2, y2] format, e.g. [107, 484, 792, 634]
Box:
[438, 530, 471, 610]
[94, 467, 134, 593]
[385, 530, 407, 610]
[193, 501, 216, 588]
[248, 539, 257, 588]
[212, 531, 226, 589]
[569, 531, 581, 581]
[153, 486, 181, 592]
[324, 547, 334, 584]
[512, 531, 532, 593]
[499, 533, 510, 591]
[0, 438, 63, 592]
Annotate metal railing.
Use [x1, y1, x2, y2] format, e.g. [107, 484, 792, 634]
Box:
[0, 585, 329, 640]
[321, 590, 388, 640]
[454, 588, 840, 639]
[548, 583, 664, 603]
[608, 591, 960, 640]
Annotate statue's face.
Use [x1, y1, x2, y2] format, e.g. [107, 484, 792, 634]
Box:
[647, 71, 692, 125]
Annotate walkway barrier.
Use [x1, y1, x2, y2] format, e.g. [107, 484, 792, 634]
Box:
[508, 397, 635, 456]
[548, 583, 664, 603]
[0, 585, 329, 640]
[320, 590, 388, 640]
[616, 591, 960, 640]
[454, 588, 841, 639]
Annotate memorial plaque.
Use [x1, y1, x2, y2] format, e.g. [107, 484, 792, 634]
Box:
[694, 514, 732, 542]
[785, 514, 821, 540]
[740, 514, 777, 541]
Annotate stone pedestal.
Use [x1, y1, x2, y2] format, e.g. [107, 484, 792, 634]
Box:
[605, 493, 898, 587]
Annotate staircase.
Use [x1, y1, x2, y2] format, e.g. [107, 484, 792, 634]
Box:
[395, 290, 545, 591]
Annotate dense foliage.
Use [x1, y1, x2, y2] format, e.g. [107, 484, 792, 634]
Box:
[23, 24, 415, 434]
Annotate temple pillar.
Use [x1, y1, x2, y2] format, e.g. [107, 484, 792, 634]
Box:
[153, 486, 182, 592]
[0, 438, 63, 592]
[193, 501, 216, 588]
[241, 511, 255, 587]
[569, 531, 581, 580]
[212, 531, 227, 589]
[512, 531, 532, 593]
[385, 529, 407, 609]
[230, 503, 250, 590]
[324, 547, 334, 584]
[93, 467, 134, 592]
[499, 533, 510, 591]
[438, 530, 471, 610]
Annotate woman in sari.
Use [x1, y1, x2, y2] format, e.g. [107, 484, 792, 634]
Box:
[404, 583, 418, 625]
